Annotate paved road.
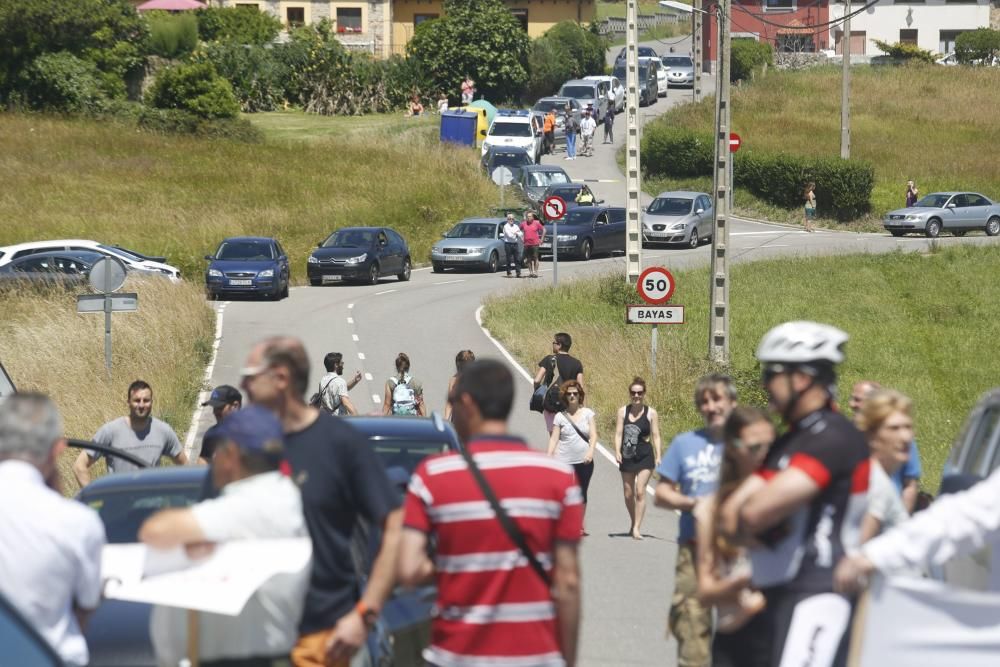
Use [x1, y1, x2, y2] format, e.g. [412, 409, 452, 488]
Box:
[187, 40, 1000, 666]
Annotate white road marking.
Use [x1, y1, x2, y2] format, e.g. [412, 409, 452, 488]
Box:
[364, 373, 373, 381]
[348, 303, 355, 309]
[474, 306, 654, 497]
[731, 231, 803, 236]
[183, 301, 228, 458]
[372, 394, 382, 404]
[358, 352, 366, 360]
[352, 334, 359, 342]
[347, 317, 354, 324]
[434, 279, 466, 285]
[375, 289, 397, 295]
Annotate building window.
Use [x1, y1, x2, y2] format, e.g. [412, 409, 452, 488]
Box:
[336, 7, 362, 33]
[414, 13, 438, 27]
[286, 6, 305, 27]
[235, 3, 260, 8]
[899, 29, 918, 45]
[510, 8, 528, 31]
[777, 34, 814, 52]
[764, 0, 795, 11]
[939, 30, 966, 53]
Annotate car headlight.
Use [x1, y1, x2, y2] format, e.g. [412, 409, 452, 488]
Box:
[207, 269, 222, 278]
[671, 223, 687, 230]
[431, 246, 442, 253]
[557, 234, 577, 241]
[345, 253, 368, 265]
[308, 255, 319, 264]
[258, 269, 274, 278]
[482, 142, 491, 152]
[905, 215, 921, 221]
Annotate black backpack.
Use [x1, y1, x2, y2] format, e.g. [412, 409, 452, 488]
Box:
[542, 356, 565, 413]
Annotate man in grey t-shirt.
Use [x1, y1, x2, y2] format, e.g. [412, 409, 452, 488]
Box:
[319, 352, 361, 416]
[72, 380, 187, 487]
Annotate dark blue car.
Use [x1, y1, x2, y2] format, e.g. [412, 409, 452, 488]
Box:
[204, 236, 290, 300]
[308, 227, 412, 286]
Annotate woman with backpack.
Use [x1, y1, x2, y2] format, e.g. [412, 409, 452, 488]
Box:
[613, 377, 662, 540]
[547, 380, 597, 536]
[383, 352, 425, 416]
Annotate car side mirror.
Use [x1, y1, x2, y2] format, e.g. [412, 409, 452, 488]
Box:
[317, 242, 323, 248]
[946, 203, 956, 208]
[696, 208, 705, 214]
[597, 199, 605, 205]
[203, 255, 213, 261]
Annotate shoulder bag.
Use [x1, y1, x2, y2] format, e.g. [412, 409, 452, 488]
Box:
[529, 355, 559, 413]
[308, 377, 336, 410]
[542, 356, 565, 413]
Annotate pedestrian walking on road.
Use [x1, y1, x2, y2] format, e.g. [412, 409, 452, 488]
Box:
[72, 379, 188, 488]
[655, 373, 737, 665]
[198, 384, 242, 464]
[240, 337, 403, 667]
[533, 332, 585, 434]
[461, 75, 476, 104]
[521, 211, 544, 278]
[564, 106, 579, 160]
[384, 352, 425, 416]
[603, 103, 615, 144]
[0, 393, 106, 667]
[502, 213, 523, 278]
[443, 349, 476, 421]
[543, 110, 556, 155]
[548, 380, 597, 536]
[318, 352, 362, 416]
[803, 181, 817, 232]
[580, 109, 597, 157]
[614, 377, 662, 540]
[905, 179, 919, 207]
[398, 359, 583, 667]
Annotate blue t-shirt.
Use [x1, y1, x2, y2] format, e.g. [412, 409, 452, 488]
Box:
[656, 429, 723, 544]
[890, 440, 922, 493]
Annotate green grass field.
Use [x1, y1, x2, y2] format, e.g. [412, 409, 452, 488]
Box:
[483, 245, 1000, 490]
[642, 64, 1000, 227]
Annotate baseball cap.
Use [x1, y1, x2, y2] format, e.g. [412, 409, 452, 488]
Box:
[216, 405, 284, 458]
[201, 385, 242, 408]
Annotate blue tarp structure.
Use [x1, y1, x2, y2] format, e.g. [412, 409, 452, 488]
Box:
[440, 110, 477, 146]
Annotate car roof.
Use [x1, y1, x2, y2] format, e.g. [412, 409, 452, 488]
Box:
[456, 217, 503, 225]
[77, 465, 207, 496]
[561, 80, 597, 86]
[654, 191, 708, 198]
[332, 227, 384, 233]
[219, 236, 278, 244]
[343, 415, 461, 446]
[545, 183, 585, 192]
[0, 239, 106, 253]
[521, 164, 567, 173]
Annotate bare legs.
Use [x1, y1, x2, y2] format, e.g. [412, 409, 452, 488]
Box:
[621, 469, 653, 539]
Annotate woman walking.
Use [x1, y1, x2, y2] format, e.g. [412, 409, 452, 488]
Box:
[857, 390, 914, 543]
[383, 352, 425, 416]
[803, 181, 817, 233]
[443, 350, 475, 421]
[614, 377, 661, 540]
[548, 380, 597, 536]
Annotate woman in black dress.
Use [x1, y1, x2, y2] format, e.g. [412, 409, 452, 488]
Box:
[613, 376, 662, 539]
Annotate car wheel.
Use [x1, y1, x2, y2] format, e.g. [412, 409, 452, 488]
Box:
[487, 251, 499, 273]
[889, 230, 905, 238]
[952, 229, 967, 237]
[397, 258, 411, 282]
[432, 262, 444, 273]
[687, 230, 699, 249]
[368, 263, 380, 285]
[281, 280, 289, 298]
[987, 216, 1000, 236]
[579, 239, 593, 261]
[925, 218, 942, 238]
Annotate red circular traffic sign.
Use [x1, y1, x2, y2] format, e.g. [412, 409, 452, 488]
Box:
[543, 195, 567, 221]
[637, 266, 676, 305]
[729, 132, 742, 153]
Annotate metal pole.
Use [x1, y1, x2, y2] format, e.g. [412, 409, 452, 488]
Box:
[624, 0, 643, 285]
[693, 0, 703, 103]
[103, 262, 113, 374]
[840, 0, 852, 159]
[651, 324, 658, 378]
[708, 0, 731, 364]
[553, 220, 559, 286]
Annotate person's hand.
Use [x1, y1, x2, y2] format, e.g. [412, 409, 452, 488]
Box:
[615, 450, 622, 465]
[353, 370, 362, 384]
[833, 554, 875, 595]
[584, 450, 594, 464]
[325, 610, 367, 665]
[184, 542, 216, 560]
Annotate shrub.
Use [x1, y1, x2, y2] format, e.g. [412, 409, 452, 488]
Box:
[543, 21, 606, 79]
[137, 106, 261, 141]
[196, 6, 282, 46]
[642, 124, 714, 178]
[526, 37, 575, 101]
[18, 52, 107, 113]
[955, 28, 1000, 65]
[194, 43, 288, 112]
[730, 39, 773, 83]
[146, 62, 240, 119]
[872, 40, 936, 64]
[146, 11, 199, 58]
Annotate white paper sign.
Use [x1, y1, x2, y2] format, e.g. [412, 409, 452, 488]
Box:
[102, 538, 311, 616]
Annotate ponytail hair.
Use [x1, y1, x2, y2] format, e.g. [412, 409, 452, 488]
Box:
[395, 352, 411, 380]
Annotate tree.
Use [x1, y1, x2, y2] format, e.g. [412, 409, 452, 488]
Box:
[540, 22, 606, 79]
[406, 0, 530, 103]
[872, 40, 936, 64]
[146, 62, 240, 119]
[955, 28, 1000, 65]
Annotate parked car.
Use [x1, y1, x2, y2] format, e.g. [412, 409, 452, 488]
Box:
[539, 206, 626, 260]
[430, 218, 506, 273]
[538, 183, 603, 216]
[614, 46, 659, 62]
[531, 97, 583, 147]
[583, 75, 625, 112]
[204, 236, 290, 300]
[639, 56, 668, 97]
[0, 250, 107, 289]
[662, 55, 695, 86]
[0, 240, 181, 281]
[308, 227, 411, 286]
[517, 164, 573, 208]
[557, 79, 609, 123]
[480, 145, 534, 183]
[882, 192, 1000, 238]
[481, 110, 545, 164]
[642, 191, 714, 248]
[612, 62, 657, 106]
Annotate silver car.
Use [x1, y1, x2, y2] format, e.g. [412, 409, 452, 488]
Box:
[558, 80, 608, 123]
[882, 191, 1000, 238]
[430, 218, 507, 273]
[642, 191, 714, 248]
[662, 55, 695, 87]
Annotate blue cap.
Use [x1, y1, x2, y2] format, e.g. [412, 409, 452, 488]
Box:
[216, 405, 284, 458]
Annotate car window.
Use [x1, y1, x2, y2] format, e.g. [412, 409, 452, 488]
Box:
[274, 242, 286, 258]
[388, 230, 406, 248]
[324, 230, 374, 248]
[967, 194, 991, 207]
[372, 441, 452, 475]
[490, 121, 532, 138]
[697, 196, 712, 211]
[493, 152, 532, 168]
[12, 248, 57, 260]
[562, 209, 597, 224]
[647, 197, 693, 215]
[596, 213, 609, 225]
[217, 241, 274, 260]
[377, 232, 389, 247]
[446, 223, 497, 239]
[956, 405, 1000, 475]
[662, 56, 693, 67]
[559, 85, 596, 100]
[81, 485, 202, 544]
[610, 209, 627, 224]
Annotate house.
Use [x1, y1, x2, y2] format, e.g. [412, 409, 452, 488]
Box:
[829, 0, 992, 56]
[217, 0, 595, 57]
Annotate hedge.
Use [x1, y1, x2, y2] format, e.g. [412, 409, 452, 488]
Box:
[642, 124, 714, 178]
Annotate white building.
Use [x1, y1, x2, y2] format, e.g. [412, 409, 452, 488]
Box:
[829, 0, 992, 56]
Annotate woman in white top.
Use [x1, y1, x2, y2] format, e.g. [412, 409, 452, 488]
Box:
[856, 389, 914, 542]
[547, 379, 597, 536]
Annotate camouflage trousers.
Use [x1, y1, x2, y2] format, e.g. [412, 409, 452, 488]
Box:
[668, 543, 713, 667]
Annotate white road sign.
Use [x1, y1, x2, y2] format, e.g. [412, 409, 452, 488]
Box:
[492, 166, 514, 186]
[636, 266, 677, 305]
[627, 305, 685, 324]
[77, 293, 138, 313]
[543, 195, 567, 221]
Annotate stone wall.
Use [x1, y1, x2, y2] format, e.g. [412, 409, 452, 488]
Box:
[774, 52, 831, 70]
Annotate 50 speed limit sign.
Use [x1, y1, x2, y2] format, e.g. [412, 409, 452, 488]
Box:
[637, 266, 676, 305]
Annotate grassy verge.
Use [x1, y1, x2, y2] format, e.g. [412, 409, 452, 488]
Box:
[642, 64, 1000, 227]
[0, 277, 215, 494]
[0, 112, 499, 282]
[597, 0, 686, 20]
[482, 245, 1000, 490]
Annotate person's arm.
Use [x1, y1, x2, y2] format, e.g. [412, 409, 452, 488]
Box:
[585, 412, 597, 464]
[139, 508, 206, 549]
[534, 360, 549, 389]
[382, 381, 393, 416]
[341, 394, 358, 416]
[613, 407, 625, 465]
[901, 441, 922, 514]
[901, 478, 920, 514]
[415, 384, 426, 417]
[72, 450, 96, 488]
[443, 376, 456, 421]
[648, 407, 662, 467]
[694, 498, 750, 605]
[164, 428, 187, 466]
[548, 417, 561, 457]
[718, 475, 766, 543]
[553, 542, 581, 667]
[859, 513, 882, 545]
[347, 371, 362, 391]
[397, 527, 435, 587]
[655, 479, 696, 512]
[739, 468, 819, 536]
[171, 450, 189, 466]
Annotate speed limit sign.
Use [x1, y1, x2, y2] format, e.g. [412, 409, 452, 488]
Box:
[637, 266, 676, 305]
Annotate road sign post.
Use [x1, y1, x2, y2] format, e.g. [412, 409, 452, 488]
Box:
[77, 257, 136, 375]
[543, 195, 567, 287]
[632, 267, 680, 378]
[729, 132, 741, 211]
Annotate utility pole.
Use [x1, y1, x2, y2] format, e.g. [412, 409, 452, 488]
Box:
[841, 0, 851, 159]
[708, 0, 731, 364]
[693, 0, 703, 102]
[625, 0, 643, 285]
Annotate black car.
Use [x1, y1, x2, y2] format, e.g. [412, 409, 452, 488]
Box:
[537, 183, 603, 218]
[614, 45, 659, 62]
[204, 236, 290, 301]
[308, 227, 411, 286]
[539, 206, 626, 261]
[612, 62, 657, 106]
[480, 146, 534, 183]
[0, 250, 106, 289]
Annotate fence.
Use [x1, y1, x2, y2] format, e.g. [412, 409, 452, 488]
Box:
[599, 12, 680, 37]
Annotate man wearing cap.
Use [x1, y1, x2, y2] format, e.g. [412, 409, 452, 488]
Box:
[198, 385, 243, 464]
[140, 405, 310, 667]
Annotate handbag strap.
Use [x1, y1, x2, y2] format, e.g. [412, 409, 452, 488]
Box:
[458, 445, 552, 587]
[549, 355, 562, 389]
[561, 410, 590, 443]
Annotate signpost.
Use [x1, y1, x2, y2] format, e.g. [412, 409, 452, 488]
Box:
[631, 267, 682, 378]
[729, 132, 741, 209]
[492, 166, 514, 209]
[543, 195, 567, 286]
[77, 257, 137, 374]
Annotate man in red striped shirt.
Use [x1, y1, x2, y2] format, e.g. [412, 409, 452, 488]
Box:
[398, 359, 583, 667]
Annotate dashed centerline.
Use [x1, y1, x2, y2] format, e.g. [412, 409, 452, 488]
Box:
[352, 334, 359, 342]
[358, 352, 366, 360]
[364, 373, 373, 381]
[374, 289, 397, 296]
[347, 317, 354, 324]
[433, 279, 466, 285]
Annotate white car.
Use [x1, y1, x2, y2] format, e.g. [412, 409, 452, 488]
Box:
[640, 57, 668, 97]
[0, 239, 182, 281]
[480, 110, 545, 164]
[583, 75, 625, 112]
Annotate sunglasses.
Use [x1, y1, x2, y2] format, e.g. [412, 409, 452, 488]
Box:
[630, 390, 645, 396]
[732, 438, 768, 455]
[565, 392, 580, 398]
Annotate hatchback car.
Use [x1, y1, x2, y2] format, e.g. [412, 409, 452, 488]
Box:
[0, 239, 181, 281]
[204, 236, 290, 300]
[308, 227, 411, 286]
[531, 97, 583, 147]
[642, 191, 714, 248]
[662, 55, 695, 87]
[481, 146, 534, 183]
[431, 218, 506, 273]
[612, 62, 657, 106]
[0, 250, 107, 289]
[558, 79, 608, 123]
[882, 192, 1000, 238]
[517, 164, 573, 208]
[539, 206, 626, 260]
[583, 75, 624, 112]
[639, 57, 668, 97]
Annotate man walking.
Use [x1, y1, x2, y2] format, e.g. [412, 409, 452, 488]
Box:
[240, 337, 402, 667]
[603, 103, 615, 144]
[655, 374, 738, 667]
[198, 384, 242, 464]
[534, 332, 585, 434]
[398, 359, 583, 667]
[543, 109, 556, 155]
[318, 352, 362, 416]
[0, 394, 106, 667]
[141, 405, 310, 666]
[563, 106, 578, 161]
[73, 380, 188, 487]
[521, 211, 544, 278]
[579, 109, 597, 158]
[502, 213, 523, 278]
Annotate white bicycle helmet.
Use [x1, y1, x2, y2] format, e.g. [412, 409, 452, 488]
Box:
[756, 321, 848, 366]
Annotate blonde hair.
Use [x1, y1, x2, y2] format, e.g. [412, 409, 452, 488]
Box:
[856, 389, 913, 435]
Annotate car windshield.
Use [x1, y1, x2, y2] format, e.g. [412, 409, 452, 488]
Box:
[560, 86, 595, 100]
[662, 57, 692, 67]
[81, 484, 203, 544]
[647, 197, 693, 215]
[533, 100, 570, 113]
[614, 67, 649, 81]
[915, 194, 953, 208]
[372, 441, 451, 475]
[216, 241, 273, 260]
[490, 122, 532, 138]
[493, 152, 532, 167]
[97, 244, 143, 262]
[446, 223, 498, 239]
[549, 187, 579, 200]
[323, 230, 375, 248]
[527, 171, 571, 187]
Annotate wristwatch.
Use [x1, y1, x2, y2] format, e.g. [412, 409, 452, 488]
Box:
[355, 600, 379, 629]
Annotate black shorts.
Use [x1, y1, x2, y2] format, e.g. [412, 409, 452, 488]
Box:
[523, 245, 539, 260]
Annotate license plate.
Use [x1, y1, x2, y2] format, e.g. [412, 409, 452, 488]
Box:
[322, 275, 342, 282]
[228, 279, 252, 286]
[540, 243, 551, 249]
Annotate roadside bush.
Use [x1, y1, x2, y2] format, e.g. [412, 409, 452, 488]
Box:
[196, 7, 282, 46]
[146, 62, 240, 119]
[17, 52, 107, 113]
[955, 28, 1000, 65]
[731, 39, 773, 83]
[544, 21, 606, 78]
[137, 106, 261, 141]
[194, 43, 288, 112]
[527, 37, 575, 100]
[146, 11, 199, 58]
[872, 40, 936, 64]
[526, 21, 605, 101]
[642, 124, 714, 178]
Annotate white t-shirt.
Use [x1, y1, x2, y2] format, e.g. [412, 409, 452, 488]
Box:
[150, 471, 311, 665]
[580, 116, 597, 136]
[552, 408, 594, 464]
[319, 371, 349, 415]
[868, 460, 908, 533]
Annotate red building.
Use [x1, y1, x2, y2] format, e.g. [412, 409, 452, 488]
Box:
[700, 0, 831, 73]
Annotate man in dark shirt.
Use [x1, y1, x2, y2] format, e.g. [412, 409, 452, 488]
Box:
[198, 384, 242, 464]
[240, 336, 402, 667]
[533, 332, 584, 434]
